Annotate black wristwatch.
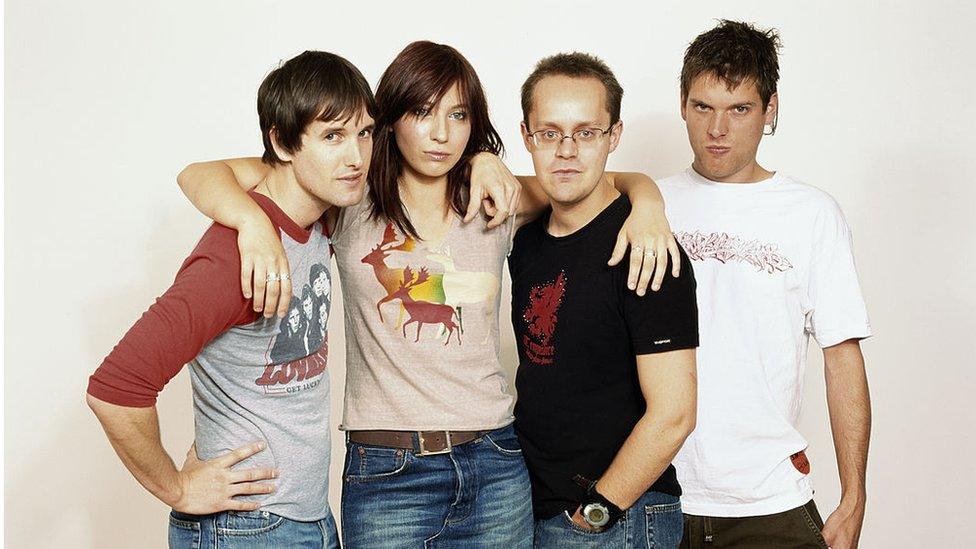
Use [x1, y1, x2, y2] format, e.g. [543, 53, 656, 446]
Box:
[579, 484, 624, 530]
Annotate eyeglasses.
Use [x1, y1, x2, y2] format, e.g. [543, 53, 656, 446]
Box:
[527, 123, 617, 148]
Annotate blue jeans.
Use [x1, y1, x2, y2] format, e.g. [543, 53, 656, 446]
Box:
[533, 491, 683, 549]
[168, 509, 339, 548]
[341, 424, 533, 548]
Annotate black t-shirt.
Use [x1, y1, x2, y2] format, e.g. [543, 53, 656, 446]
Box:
[509, 194, 699, 519]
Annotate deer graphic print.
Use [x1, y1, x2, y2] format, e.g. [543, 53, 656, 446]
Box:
[360, 222, 498, 344]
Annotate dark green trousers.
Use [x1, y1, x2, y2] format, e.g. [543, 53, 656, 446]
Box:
[680, 500, 828, 548]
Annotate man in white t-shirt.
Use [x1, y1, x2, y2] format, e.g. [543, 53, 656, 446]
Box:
[660, 20, 872, 549]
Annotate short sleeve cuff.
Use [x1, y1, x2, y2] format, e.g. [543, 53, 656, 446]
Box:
[633, 335, 700, 356]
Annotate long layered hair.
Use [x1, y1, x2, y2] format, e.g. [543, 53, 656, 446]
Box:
[368, 41, 503, 240]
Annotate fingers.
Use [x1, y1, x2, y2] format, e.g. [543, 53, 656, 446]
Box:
[229, 467, 278, 484]
[251, 259, 267, 313]
[627, 242, 643, 292]
[463, 186, 482, 223]
[275, 263, 293, 319]
[668, 237, 681, 277]
[241, 260, 254, 300]
[218, 441, 267, 467]
[233, 481, 277, 496]
[650, 240, 668, 292]
[635, 245, 655, 296]
[262, 272, 280, 319]
[510, 186, 521, 217]
[608, 230, 628, 266]
[486, 200, 509, 229]
[223, 499, 263, 512]
[483, 198, 498, 218]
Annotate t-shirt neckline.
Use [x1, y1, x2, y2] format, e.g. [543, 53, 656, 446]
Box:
[685, 166, 783, 190]
[248, 191, 313, 244]
[541, 194, 628, 244]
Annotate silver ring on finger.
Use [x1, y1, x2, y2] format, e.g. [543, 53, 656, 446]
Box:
[279, 273, 290, 281]
[633, 245, 643, 253]
[645, 249, 656, 258]
[266, 273, 280, 282]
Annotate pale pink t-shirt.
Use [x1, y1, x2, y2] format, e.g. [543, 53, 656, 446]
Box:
[332, 195, 515, 431]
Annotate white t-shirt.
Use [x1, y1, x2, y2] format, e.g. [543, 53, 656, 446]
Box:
[660, 167, 872, 517]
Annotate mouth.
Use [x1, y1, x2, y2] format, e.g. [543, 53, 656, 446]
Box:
[424, 151, 451, 162]
[337, 172, 364, 186]
[705, 146, 731, 156]
[551, 168, 582, 176]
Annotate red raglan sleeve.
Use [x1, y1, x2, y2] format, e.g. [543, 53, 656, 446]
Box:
[87, 224, 260, 407]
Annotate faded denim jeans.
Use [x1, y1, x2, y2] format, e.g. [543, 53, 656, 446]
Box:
[341, 424, 533, 548]
[533, 491, 683, 549]
[168, 508, 339, 548]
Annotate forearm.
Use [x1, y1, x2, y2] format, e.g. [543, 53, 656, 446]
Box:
[608, 172, 665, 212]
[824, 341, 871, 505]
[87, 394, 183, 506]
[595, 413, 694, 509]
[177, 160, 268, 230]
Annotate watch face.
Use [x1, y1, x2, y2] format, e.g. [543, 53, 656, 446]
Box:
[583, 503, 610, 527]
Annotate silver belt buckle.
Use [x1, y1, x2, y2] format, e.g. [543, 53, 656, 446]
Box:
[417, 431, 452, 456]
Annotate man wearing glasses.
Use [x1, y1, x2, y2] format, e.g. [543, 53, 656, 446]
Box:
[508, 52, 700, 549]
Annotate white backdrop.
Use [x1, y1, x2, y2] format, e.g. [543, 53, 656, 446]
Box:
[5, 1, 976, 547]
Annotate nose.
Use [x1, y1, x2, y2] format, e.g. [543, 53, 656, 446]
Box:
[555, 136, 578, 159]
[346, 139, 364, 168]
[708, 112, 728, 139]
[430, 114, 448, 144]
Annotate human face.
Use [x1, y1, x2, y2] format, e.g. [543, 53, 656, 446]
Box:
[288, 307, 301, 332]
[681, 74, 777, 183]
[312, 271, 329, 299]
[302, 295, 314, 319]
[281, 109, 374, 208]
[521, 76, 621, 207]
[393, 83, 471, 182]
[319, 304, 328, 326]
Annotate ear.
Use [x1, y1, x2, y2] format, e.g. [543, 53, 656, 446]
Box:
[270, 127, 294, 163]
[520, 121, 533, 152]
[608, 120, 623, 153]
[764, 92, 779, 126]
[680, 93, 688, 122]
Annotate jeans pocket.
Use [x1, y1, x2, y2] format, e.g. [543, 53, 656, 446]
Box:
[168, 511, 202, 549]
[798, 504, 829, 548]
[645, 500, 683, 548]
[484, 426, 523, 457]
[562, 510, 613, 536]
[343, 443, 409, 482]
[215, 510, 286, 536]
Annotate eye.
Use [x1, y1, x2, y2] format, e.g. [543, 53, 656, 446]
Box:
[543, 130, 560, 140]
[324, 132, 343, 142]
[413, 106, 431, 117]
[694, 104, 711, 112]
[449, 110, 467, 121]
[734, 106, 750, 114]
[577, 129, 595, 139]
[358, 128, 372, 139]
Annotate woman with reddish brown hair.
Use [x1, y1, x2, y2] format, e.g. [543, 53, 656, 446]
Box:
[177, 41, 676, 547]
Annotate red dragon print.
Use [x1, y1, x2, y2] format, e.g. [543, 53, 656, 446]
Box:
[521, 272, 567, 365]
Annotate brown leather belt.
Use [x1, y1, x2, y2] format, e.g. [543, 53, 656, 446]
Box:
[347, 429, 490, 456]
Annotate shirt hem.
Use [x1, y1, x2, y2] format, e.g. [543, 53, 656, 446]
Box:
[339, 417, 514, 432]
[681, 487, 814, 518]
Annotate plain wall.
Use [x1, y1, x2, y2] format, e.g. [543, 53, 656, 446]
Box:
[5, 1, 975, 547]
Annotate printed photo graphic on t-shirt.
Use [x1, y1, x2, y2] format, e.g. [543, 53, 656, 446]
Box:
[361, 222, 498, 346]
[676, 230, 793, 273]
[257, 262, 331, 395]
[521, 271, 567, 366]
